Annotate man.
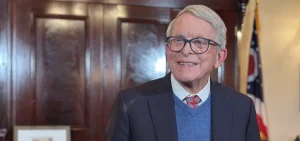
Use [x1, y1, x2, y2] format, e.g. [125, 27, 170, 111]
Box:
[106, 5, 260, 141]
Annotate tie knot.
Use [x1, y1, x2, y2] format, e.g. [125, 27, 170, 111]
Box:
[185, 95, 201, 108]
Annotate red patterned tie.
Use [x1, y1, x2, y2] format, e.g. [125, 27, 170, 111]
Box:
[185, 95, 201, 108]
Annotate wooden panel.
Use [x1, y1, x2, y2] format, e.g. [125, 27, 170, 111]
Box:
[103, 4, 170, 132]
[13, 0, 35, 126]
[13, 1, 104, 141]
[121, 22, 167, 89]
[0, 0, 10, 140]
[35, 18, 86, 126]
[32, 2, 87, 17]
[61, 0, 238, 10]
[87, 4, 104, 141]
[0, 0, 7, 127]
[218, 10, 239, 89]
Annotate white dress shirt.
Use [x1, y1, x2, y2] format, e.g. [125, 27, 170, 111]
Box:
[171, 73, 210, 106]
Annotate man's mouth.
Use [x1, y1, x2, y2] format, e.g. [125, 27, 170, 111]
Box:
[177, 62, 198, 66]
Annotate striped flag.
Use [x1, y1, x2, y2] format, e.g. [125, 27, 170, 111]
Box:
[246, 11, 269, 140]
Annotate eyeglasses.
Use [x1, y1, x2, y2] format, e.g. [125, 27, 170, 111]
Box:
[166, 36, 221, 54]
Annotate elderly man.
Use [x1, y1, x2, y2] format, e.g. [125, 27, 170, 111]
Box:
[106, 5, 260, 141]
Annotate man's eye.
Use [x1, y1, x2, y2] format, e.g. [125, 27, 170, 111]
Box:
[175, 38, 183, 42]
[194, 40, 202, 44]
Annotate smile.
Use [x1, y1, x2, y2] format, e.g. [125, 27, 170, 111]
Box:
[177, 62, 198, 66]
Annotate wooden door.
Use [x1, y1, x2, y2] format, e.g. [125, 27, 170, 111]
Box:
[12, 1, 104, 141]
[12, 1, 171, 141]
[102, 4, 170, 129]
[0, 0, 11, 140]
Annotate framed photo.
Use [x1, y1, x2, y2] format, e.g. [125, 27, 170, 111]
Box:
[14, 126, 70, 141]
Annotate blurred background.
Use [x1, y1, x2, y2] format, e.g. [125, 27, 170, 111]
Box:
[0, 0, 299, 140]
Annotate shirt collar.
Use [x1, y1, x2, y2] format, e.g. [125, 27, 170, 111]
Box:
[171, 73, 210, 103]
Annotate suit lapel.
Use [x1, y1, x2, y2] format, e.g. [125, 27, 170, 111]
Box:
[148, 73, 178, 141]
[211, 81, 233, 141]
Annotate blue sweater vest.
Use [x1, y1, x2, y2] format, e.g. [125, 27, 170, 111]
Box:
[174, 94, 211, 141]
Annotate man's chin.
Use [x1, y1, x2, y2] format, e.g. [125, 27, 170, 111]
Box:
[175, 76, 197, 83]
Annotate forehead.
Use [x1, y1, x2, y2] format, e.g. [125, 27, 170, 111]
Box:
[172, 12, 216, 39]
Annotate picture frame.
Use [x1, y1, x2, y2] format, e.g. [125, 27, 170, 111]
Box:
[14, 126, 70, 141]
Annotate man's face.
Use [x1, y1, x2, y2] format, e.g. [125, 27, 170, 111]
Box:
[166, 12, 227, 83]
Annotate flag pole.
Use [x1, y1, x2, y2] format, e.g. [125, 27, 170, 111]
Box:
[254, 1, 270, 141]
[238, 0, 257, 94]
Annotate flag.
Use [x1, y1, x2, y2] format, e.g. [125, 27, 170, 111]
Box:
[246, 6, 269, 141]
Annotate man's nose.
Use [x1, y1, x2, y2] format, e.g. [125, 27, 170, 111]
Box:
[181, 42, 193, 56]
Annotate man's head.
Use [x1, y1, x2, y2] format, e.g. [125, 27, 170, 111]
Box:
[165, 5, 227, 84]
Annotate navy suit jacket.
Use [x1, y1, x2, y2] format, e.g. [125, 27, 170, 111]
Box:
[106, 73, 260, 141]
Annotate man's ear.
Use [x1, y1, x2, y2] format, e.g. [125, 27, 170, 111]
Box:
[214, 48, 227, 68]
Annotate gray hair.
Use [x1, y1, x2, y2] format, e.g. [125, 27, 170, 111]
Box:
[166, 5, 227, 49]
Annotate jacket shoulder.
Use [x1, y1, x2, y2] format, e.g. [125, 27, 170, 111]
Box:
[217, 83, 253, 105]
[118, 77, 165, 98]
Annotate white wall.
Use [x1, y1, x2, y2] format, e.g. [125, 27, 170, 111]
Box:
[259, 0, 300, 140]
